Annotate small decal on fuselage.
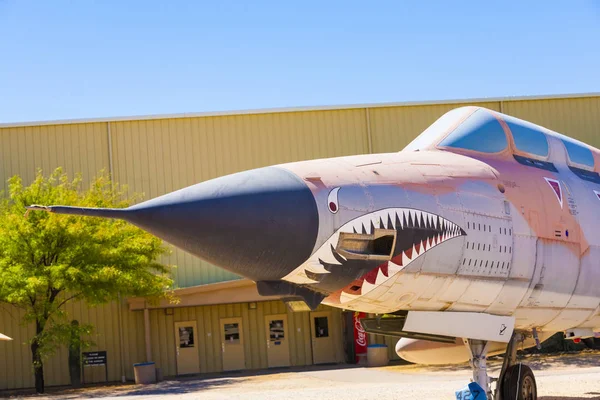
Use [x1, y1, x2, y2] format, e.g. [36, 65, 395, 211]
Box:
[499, 324, 507, 335]
[544, 177, 563, 209]
[594, 190, 600, 202]
[327, 187, 340, 214]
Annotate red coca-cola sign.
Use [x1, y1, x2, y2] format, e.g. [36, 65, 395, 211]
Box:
[353, 312, 368, 362]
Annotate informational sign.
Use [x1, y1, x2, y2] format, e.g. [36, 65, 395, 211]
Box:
[269, 320, 284, 341]
[82, 351, 107, 366]
[353, 312, 368, 362]
[82, 351, 108, 384]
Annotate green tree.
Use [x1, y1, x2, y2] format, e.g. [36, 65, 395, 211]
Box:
[0, 168, 176, 394]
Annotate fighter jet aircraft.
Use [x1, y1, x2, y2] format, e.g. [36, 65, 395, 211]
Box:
[27, 105, 600, 400]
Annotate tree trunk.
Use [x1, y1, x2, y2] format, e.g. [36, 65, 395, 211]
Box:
[68, 320, 81, 387]
[31, 321, 45, 394]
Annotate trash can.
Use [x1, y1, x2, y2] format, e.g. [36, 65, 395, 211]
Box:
[133, 362, 157, 384]
[367, 344, 389, 367]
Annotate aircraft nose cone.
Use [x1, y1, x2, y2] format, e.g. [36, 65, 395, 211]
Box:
[125, 166, 319, 281]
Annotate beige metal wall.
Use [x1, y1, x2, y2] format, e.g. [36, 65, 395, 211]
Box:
[0, 122, 109, 193]
[147, 300, 345, 376]
[0, 299, 146, 390]
[0, 300, 345, 390]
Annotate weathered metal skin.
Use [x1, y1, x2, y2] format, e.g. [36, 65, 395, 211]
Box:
[276, 106, 600, 336]
[28, 106, 600, 339]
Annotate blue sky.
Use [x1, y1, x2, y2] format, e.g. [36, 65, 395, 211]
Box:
[1, 1, 599, 123]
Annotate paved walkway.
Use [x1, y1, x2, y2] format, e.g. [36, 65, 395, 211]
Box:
[4, 351, 600, 399]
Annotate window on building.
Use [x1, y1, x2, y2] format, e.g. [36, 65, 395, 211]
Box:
[224, 323, 240, 344]
[178, 326, 195, 348]
[437, 108, 508, 153]
[505, 118, 549, 158]
[269, 320, 285, 341]
[561, 137, 595, 169]
[314, 317, 329, 338]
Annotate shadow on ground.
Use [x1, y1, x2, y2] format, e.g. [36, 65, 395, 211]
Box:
[3, 352, 599, 398]
[382, 349, 600, 374]
[0, 364, 349, 399]
[1, 378, 247, 399]
[96, 378, 246, 398]
[539, 397, 600, 400]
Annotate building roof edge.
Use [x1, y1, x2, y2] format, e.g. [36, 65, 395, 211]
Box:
[1, 92, 599, 129]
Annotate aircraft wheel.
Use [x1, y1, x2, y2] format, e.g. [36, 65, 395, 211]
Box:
[502, 364, 537, 400]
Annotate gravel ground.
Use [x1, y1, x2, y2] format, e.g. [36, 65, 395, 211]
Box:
[5, 351, 600, 400]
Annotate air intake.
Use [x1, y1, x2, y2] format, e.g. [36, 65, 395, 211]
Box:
[336, 229, 396, 261]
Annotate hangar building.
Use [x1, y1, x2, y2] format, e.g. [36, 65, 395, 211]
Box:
[1, 93, 599, 390]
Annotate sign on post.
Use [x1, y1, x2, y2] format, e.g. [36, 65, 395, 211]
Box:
[82, 351, 108, 384]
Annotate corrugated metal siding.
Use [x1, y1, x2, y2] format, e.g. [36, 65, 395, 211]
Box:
[0, 123, 109, 193]
[0, 299, 144, 390]
[503, 97, 600, 148]
[0, 306, 35, 389]
[109, 109, 368, 287]
[1, 299, 345, 390]
[147, 301, 345, 376]
[368, 101, 502, 153]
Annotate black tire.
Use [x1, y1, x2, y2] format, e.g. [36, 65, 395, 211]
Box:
[502, 364, 537, 400]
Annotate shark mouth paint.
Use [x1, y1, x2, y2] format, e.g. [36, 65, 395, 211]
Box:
[283, 208, 466, 304]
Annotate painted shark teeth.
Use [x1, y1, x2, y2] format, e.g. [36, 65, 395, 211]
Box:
[286, 207, 466, 299]
[318, 248, 342, 266]
[328, 208, 465, 304]
[375, 268, 388, 285]
[388, 261, 402, 275]
[402, 249, 412, 267]
[361, 279, 377, 294]
[305, 260, 331, 274]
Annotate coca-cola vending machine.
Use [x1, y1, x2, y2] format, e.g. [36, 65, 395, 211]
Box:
[353, 312, 368, 363]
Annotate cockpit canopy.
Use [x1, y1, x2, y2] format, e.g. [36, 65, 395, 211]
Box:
[402, 106, 598, 179]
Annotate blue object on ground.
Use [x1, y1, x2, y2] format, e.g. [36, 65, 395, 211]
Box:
[455, 382, 487, 400]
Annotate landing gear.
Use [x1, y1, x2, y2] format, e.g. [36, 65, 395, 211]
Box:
[463, 332, 538, 400]
[501, 364, 537, 400]
[495, 331, 537, 400]
[463, 338, 493, 399]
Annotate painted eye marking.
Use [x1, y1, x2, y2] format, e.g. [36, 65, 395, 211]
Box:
[328, 187, 340, 214]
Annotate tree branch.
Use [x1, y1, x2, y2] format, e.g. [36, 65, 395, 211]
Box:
[48, 288, 61, 304]
[0, 301, 26, 315]
[55, 293, 82, 310]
